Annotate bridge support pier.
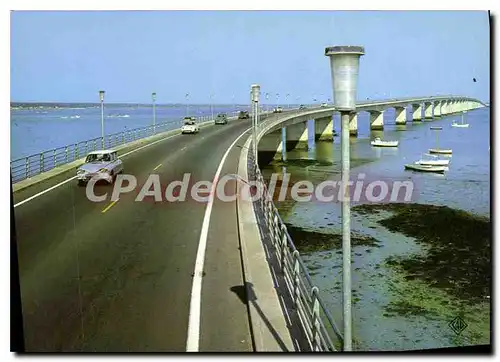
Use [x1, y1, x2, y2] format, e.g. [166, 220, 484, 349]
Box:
[349, 113, 358, 137]
[412, 103, 422, 122]
[434, 101, 442, 117]
[278, 127, 287, 161]
[394, 107, 407, 125]
[441, 101, 450, 115]
[286, 122, 309, 150]
[369, 111, 384, 130]
[449, 101, 458, 114]
[314, 116, 334, 141]
[424, 102, 433, 119]
[258, 129, 283, 166]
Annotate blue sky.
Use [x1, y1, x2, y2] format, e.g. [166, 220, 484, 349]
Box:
[10, 10, 490, 104]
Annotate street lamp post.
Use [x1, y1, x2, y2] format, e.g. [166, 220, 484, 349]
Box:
[185, 93, 190, 117]
[251, 85, 260, 164]
[325, 45, 364, 352]
[99, 90, 105, 148]
[276, 93, 279, 111]
[286, 93, 290, 109]
[152, 92, 157, 134]
[265, 93, 269, 113]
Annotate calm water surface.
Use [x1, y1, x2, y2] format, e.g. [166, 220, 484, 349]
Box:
[10, 103, 251, 160]
[262, 107, 490, 350]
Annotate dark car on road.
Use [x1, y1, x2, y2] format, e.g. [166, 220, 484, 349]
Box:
[238, 111, 250, 119]
[299, 104, 307, 110]
[215, 113, 228, 125]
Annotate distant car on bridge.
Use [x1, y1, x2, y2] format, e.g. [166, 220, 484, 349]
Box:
[320, 103, 328, 108]
[273, 107, 283, 113]
[299, 105, 307, 110]
[238, 111, 250, 119]
[76, 149, 123, 185]
[181, 116, 200, 134]
[214, 113, 228, 125]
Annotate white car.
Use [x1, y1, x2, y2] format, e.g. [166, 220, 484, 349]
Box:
[321, 103, 328, 108]
[76, 149, 123, 185]
[181, 117, 200, 134]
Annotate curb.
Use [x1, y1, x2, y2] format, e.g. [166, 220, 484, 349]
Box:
[236, 135, 295, 352]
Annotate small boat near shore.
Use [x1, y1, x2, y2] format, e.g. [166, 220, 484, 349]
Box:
[404, 163, 448, 173]
[371, 137, 399, 147]
[416, 153, 450, 166]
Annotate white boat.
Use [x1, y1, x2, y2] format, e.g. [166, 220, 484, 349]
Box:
[371, 137, 399, 147]
[404, 163, 448, 173]
[429, 127, 452, 155]
[429, 148, 453, 155]
[451, 111, 469, 128]
[415, 153, 450, 166]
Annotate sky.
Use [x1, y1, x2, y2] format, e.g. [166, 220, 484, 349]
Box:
[10, 10, 490, 104]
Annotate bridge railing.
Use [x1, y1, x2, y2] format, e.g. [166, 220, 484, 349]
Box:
[11, 113, 249, 184]
[10, 117, 199, 183]
[247, 115, 343, 350]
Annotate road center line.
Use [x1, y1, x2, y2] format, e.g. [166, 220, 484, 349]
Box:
[101, 200, 118, 213]
[153, 163, 162, 171]
[185, 128, 251, 352]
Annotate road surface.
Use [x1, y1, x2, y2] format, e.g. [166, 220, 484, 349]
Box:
[13, 119, 254, 352]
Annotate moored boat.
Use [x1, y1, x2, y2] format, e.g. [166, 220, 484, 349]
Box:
[415, 153, 450, 166]
[404, 163, 448, 173]
[429, 127, 452, 155]
[428, 148, 453, 155]
[370, 137, 399, 147]
[451, 111, 469, 128]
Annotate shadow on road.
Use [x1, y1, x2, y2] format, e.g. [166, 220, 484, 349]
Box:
[230, 282, 290, 352]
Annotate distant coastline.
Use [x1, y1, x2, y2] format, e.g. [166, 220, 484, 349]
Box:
[10, 102, 251, 110]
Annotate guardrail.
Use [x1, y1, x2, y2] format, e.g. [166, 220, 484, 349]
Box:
[246, 112, 344, 351]
[256, 170, 343, 351]
[11, 112, 245, 184]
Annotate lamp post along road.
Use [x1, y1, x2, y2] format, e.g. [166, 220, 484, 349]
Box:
[99, 90, 105, 148]
[152, 92, 157, 134]
[185, 93, 190, 117]
[251, 84, 260, 164]
[325, 45, 364, 351]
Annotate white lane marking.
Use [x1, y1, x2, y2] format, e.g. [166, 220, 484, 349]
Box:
[186, 128, 251, 352]
[13, 176, 78, 208]
[13, 132, 182, 208]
